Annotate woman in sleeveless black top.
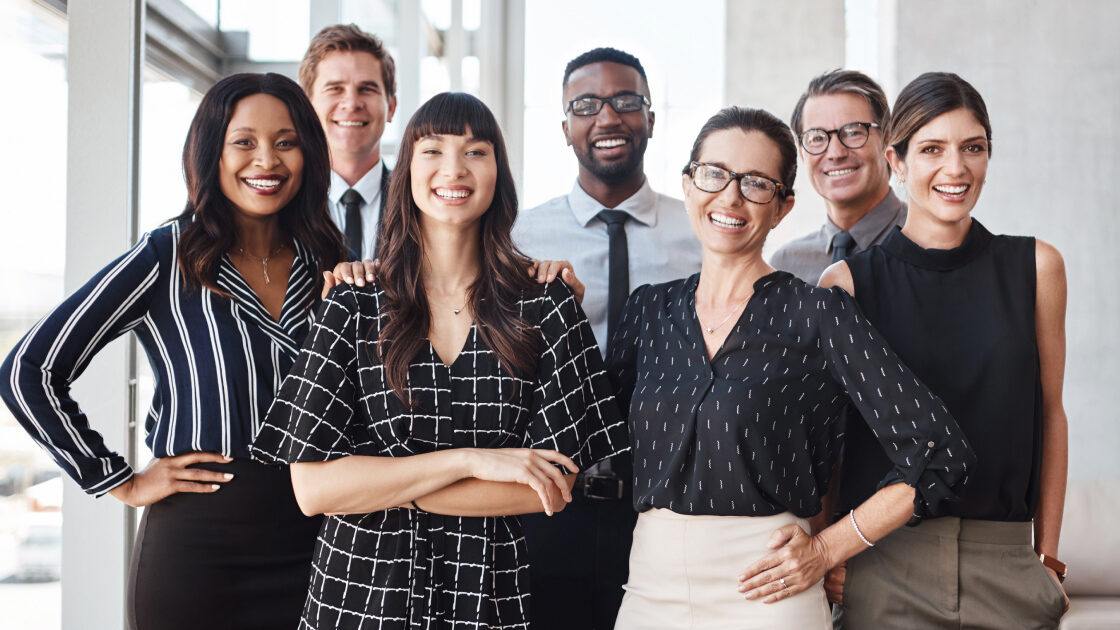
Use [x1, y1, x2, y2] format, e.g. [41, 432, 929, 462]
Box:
[821, 73, 1069, 628]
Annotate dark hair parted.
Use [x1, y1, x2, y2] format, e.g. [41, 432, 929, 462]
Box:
[790, 69, 891, 135]
[887, 72, 993, 160]
[683, 107, 797, 199]
[563, 47, 649, 93]
[175, 73, 346, 295]
[299, 24, 397, 101]
[376, 92, 538, 405]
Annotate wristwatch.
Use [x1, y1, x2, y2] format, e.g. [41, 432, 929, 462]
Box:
[1039, 554, 1069, 583]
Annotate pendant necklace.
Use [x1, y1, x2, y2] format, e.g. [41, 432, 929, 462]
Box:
[696, 294, 751, 334]
[236, 244, 285, 284]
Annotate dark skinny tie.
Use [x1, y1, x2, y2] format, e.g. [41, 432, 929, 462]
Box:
[597, 210, 630, 351]
[832, 230, 856, 263]
[341, 188, 365, 256]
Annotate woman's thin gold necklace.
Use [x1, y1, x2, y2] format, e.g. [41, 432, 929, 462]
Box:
[236, 244, 285, 284]
[696, 295, 751, 334]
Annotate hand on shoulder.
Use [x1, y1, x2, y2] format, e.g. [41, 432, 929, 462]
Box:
[818, 260, 855, 295]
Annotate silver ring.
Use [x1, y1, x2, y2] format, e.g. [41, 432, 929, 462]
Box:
[779, 577, 788, 589]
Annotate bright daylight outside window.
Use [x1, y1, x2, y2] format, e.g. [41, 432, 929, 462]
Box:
[0, 1, 68, 628]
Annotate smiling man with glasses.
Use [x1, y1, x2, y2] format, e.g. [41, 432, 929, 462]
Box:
[513, 47, 702, 630]
[771, 70, 906, 284]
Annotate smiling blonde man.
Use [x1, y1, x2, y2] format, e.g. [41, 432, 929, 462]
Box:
[300, 24, 398, 260]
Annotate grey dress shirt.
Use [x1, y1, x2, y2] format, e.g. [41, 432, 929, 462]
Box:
[770, 189, 907, 284]
[328, 162, 385, 260]
[513, 179, 703, 353]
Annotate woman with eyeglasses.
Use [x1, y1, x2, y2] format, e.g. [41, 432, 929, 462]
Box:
[250, 92, 627, 629]
[821, 72, 1069, 629]
[607, 106, 975, 629]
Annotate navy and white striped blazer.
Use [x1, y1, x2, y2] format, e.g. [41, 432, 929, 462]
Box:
[0, 220, 320, 496]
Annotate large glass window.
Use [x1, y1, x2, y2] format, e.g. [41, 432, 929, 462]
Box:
[0, 1, 68, 627]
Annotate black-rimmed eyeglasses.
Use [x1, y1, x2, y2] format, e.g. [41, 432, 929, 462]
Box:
[566, 94, 650, 117]
[688, 162, 784, 204]
[798, 122, 880, 155]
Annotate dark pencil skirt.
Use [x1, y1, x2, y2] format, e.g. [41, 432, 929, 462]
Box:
[127, 459, 322, 630]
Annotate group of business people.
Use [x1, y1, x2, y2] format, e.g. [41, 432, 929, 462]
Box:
[0, 22, 1068, 630]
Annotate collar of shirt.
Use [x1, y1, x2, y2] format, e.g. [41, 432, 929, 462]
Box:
[822, 188, 906, 255]
[329, 161, 385, 208]
[568, 177, 659, 228]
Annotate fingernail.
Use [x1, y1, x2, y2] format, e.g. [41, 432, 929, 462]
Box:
[223, 473, 234, 480]
[223, 456, 233, 462]
[366, 273, 373, 281]
[211, 484, 221, 490]
[738, 574, 746, 581]
[548, 275, 555, 281]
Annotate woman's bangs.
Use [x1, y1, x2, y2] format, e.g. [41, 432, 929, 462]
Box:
[407, 92, 501, 147]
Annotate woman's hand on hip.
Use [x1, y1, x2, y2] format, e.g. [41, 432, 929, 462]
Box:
[528, 260, 585, 304]
[463, 448, 578, 516]
[322, 259, 378, 299]
[108, 452, 234, 507]
[1046, 566, 1071, 612]
[738, 523, 832, 603]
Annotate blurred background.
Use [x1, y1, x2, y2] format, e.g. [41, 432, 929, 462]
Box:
[1, 0, 1116, 627]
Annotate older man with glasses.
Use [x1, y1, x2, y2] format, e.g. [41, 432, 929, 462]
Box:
[771, 70, 906, 284]
[513, 47, 702, 630]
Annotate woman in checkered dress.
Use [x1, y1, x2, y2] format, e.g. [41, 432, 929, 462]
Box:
[252, 92, 627, 629]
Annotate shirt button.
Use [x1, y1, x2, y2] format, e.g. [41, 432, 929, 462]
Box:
[927, 441, 935, 448]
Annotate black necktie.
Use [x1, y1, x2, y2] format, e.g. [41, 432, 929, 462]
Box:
[832, 230, 856, 263]
[597, 210, 629, 351]
[341, 188, 364, 256]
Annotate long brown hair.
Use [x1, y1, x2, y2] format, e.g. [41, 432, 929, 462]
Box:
[377, 92, 537, 404]
[175, 73, 346, 294]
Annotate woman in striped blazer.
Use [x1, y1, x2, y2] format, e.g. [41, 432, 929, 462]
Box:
[0, 73, 346, 629]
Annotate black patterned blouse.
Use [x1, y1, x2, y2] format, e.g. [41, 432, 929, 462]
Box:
[251, 280, 627, 630]
[608, 271, 975, 520]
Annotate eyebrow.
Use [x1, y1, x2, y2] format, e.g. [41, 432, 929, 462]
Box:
[229, 127, 296, 134]
[705, 161, 776, 179]
[322, 79, 382, 89]
[418, 134, 490, 146]
[915, 135, 988, 144]
[570, 90, 641, 100]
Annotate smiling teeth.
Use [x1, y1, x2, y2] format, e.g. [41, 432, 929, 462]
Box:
[594, 138, 626, 149]
[825, 168, 855, 176]
[934, 184, 968, 194]
[244, 178, 280, 189]
[336, 120, 366, 127]
[710, 213, 745, 228]
[436, 189, 470, 199]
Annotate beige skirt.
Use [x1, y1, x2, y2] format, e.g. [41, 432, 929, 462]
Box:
[615, 508, 831, 630]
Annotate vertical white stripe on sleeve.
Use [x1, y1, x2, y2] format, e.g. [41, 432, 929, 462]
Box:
[234, 311, 260, 440]
[202, 290, 231, 455]
[167, 222, 202, 453]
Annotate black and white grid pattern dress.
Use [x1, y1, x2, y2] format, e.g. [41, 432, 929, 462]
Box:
[251, 279, 628, 630]
[608, 271, 975, 521]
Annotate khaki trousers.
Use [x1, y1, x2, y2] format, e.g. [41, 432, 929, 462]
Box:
[615, 509, 831, 630]
[835, 517, 1066, 630]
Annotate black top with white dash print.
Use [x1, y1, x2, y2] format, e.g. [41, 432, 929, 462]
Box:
[607, 271, 975, 521]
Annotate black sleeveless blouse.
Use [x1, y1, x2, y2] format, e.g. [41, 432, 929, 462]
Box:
[839, 220, 1041, 521]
